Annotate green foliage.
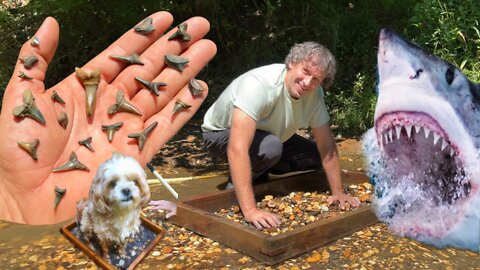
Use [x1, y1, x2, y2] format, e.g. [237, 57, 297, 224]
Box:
[407, 0, 480, 82]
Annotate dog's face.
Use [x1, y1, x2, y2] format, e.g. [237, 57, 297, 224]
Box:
[89, 152, 150, 214]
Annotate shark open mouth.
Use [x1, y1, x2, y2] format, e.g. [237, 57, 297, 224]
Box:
[374, 111, 472, 237]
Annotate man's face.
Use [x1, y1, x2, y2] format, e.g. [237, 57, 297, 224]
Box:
[284, 60, 325, 99]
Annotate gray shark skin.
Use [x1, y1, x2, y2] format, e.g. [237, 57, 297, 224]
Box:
[363, 28, 480, 252]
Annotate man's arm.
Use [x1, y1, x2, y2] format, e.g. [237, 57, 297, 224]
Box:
[228, 108, 281, 228]
[312, 124, 360, 209]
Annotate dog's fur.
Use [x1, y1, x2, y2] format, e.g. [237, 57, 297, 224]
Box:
[76, 152, 150, 262]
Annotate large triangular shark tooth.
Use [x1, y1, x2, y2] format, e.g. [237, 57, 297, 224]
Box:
[424, 127, 431, 139]
[405, 125, 412, 138]
[415, 125, 421, 133]
[441, 139, 448, 151]
[395, 126, 401, 139]
[433, 133, 440, 146]
[388, 129, 393, 142]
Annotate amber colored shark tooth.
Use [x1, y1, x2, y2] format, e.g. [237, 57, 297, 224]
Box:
[75, 67, 101, 117]
[52, 151, 89, 172]
[128, 121, 158, 151]
[12, 89, 46, 124]
[19, 55, 38, 69]
[54, 186, 66, 209]
[102, 122, 124, 142]
[18, 71, 33, 80]
[134, 17, 155, 34]
[58, 112, 68, 130]
[134, 76, 167, 96]
[17, 138, 39, 160]
[51, 90, 66, 105]
[173, 99, 192, 114]
[108, 90, 142, 116]
[78, 137, 94, 152]
[168, 23, 191, 42]
[188, 78, 206, 96]
[164, 54, 189, 72]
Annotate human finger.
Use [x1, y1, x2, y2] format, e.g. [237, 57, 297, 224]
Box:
[165, 210, 177, 219]
[6, 17, 59, 97]
[112, 16, 212, 98]
[77, 11, 174, 84]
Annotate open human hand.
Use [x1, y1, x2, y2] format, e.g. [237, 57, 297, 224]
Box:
[0, 11, 216, 225]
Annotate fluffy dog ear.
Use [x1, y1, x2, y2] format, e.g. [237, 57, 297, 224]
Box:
[138, 173, 151, 208]
[90, 166, 111, 214]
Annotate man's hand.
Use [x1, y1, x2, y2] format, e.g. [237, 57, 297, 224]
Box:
[149, 200, 177, 219]
[243, 207, 281, 229]
[0, 12, 216, 224]
[327, 193, 361, 210]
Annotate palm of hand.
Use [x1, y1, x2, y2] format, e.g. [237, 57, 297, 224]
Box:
[0, 12, 216, 224]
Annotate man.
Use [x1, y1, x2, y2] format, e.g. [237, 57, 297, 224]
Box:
[0, 12, 216, 224]
[202, 42, 359, 229]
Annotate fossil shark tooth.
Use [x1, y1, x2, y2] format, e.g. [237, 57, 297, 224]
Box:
[102, 122, 124, 142]
[75, 67, 101, 117]
[30, 36, 40, 47]
[54, 186, 66, 209]
[168, 23, 191, 42]
[17, 138, 39, 160]
[188, 78, 206, 96]
[164, 54, 189, 72]
[134, 17, 155, 34]
[52, 151, 89, 172]
[12, 89, 46, 124]
[58, 112, 68, 129]
[173, 99, 192, 114]
[134, 76, 167, 96]
[78, 136, 94, 152]
[51, 90, 66, 105]
[108, 90, 142, 116]
[19, 55, 38, 69]
[110, 53, 144, 65]
[128, 121, 158, 151]
[18, 71, 33, 80]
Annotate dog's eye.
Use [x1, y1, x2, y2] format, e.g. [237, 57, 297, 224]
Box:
[109, 180, 117, 188]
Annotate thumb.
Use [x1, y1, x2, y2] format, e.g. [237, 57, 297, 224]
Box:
[7, 17, 59, 93]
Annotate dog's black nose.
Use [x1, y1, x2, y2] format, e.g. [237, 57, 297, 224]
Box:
[122, 188, 131, 197]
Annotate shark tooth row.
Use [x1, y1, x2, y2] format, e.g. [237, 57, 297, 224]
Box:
[381, 125, 455, 156]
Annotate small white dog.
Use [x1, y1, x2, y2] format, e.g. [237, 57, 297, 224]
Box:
[76, 152, 151, 263]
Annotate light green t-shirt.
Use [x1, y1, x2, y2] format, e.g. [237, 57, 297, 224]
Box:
[202, 64, 330, 142]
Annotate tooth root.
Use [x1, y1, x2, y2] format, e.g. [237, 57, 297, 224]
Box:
[54, 186, 66, 209]
[78, 137, 94, 152]
[17, 138, 39, 160]
[52, 151, 89, 172]
[395, 126, 401, 139]
[101, 122, 124, 142]
[441, 139, 449, 151]
[424, 127, 431, 139]
[405, 125, 412, 138]
[433, 133, 440, 146]
[107, 90, 142, 116]
[128, 121, 158, 151]
[388, 129, 393, 142]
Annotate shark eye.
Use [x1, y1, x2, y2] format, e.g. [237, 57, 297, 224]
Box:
[446, 68, 454, 85]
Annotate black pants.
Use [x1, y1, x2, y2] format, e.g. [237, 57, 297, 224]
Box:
[202, 129, 321, 181]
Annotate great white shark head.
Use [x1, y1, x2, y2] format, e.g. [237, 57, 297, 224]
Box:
[363, 28, 480, 251]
